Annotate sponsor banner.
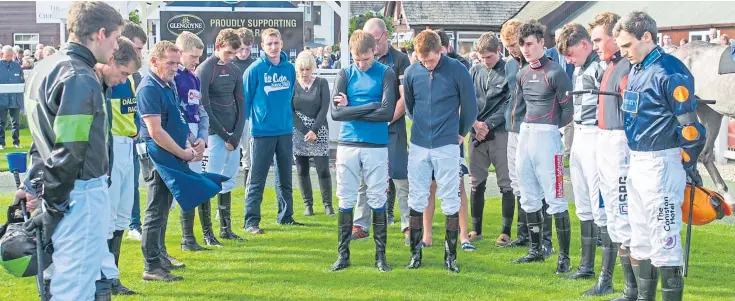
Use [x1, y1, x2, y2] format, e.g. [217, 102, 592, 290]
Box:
[160, 11, 304, 62]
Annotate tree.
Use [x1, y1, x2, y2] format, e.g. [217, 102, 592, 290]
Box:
[349, 12, 394, 38]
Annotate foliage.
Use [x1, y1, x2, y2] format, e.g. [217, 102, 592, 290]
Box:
[401, 40, 414, 53]
[129, 9, 141, 25]
[349, 12, 394, 38]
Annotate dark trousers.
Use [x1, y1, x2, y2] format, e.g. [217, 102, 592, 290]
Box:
[0, 107, 20, 146]
[129, 146, 142, 231]
[244, 134, 294, 228]
[140, 156, 174, 272]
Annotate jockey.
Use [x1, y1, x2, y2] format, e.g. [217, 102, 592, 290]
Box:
[614, 11, 706, 301]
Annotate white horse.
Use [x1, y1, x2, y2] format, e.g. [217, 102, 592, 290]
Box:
[672, 41, 735, 207]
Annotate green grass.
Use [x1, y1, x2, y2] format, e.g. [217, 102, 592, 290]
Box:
[1, 187, 733, 300]
[0, 128, 31, 172]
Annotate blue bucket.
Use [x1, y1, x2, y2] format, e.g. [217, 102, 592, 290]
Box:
[6, 152, 27, 173]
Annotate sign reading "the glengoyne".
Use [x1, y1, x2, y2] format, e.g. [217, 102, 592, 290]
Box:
[167, 14, 206, 36]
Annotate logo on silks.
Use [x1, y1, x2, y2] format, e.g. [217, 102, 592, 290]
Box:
[657, 197, 677, 231]
[167, 14, 205, 36]
[662, 236, 677, 250]
[554, 155, 564, 198]
[263, 72, 291, 95]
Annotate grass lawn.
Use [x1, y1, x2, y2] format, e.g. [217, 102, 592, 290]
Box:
[1, 187, 733, 300]
[0, 128, 31, 172]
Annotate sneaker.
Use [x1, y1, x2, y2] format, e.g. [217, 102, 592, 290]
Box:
[278, 220, 305, 226]
[0, 145, 5, 150]
[160, 254, 185, 270]
[245, 226, 265, 235]
[351, 226, 370, 240]
[127, 229, 142, 241]
[12, 143, 20, 149]
[461, 241, 477, 252]
[142, 268, 183, 282]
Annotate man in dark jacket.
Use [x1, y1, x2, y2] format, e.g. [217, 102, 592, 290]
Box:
[404, 30, 477, 273]
[467, 32, 513, 247]
[197, 29, 246, 241]
[0, 45, 24, 149]
[21, 2, 124, 300]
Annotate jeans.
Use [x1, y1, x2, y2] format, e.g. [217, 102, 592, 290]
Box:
[129, 143, 142, 232]
[244, 134, 294, 228]
[140, 155, 174, 272]
[0, 107, 20, 146]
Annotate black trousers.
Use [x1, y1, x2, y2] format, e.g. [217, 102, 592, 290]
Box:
[139, 155, 174, 272]
[0, 107, 20, 146]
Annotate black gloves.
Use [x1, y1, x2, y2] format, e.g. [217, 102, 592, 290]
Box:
[24, 209, 63, 250]
[685, 166, 703, 187]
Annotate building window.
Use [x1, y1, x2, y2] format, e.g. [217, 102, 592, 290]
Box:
[13, 33, 40, 51]
[690, 29, 720, 42]
[304, 4, 312, 21]
[313, 5, 322, 26]
[457, 31, 485, 55]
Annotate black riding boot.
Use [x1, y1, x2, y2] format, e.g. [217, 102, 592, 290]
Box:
[181, 209, 206, 251]
[584, 228, 616, 295]
[609, 246, 638, 301]
[329, 209, 353, 271]
[406, 209, 423, 269]
[444, 213, 460, 273]
[513, 209, 545, 263]
[298, 175, 314, 216]
[319, 176, 335, 216]
[542, 199, 555, 258]
[199, 200, 222, 246]
[501, 191, 515, 236]
[218, 192, 245, 241]
[506, 196, 529, 247]
[108, 230, 137, 295]
[660, 266, 683, 301]
[373, 210, 390, 272]
[470, 181, 486, 239]
[554, 211, 572, 274]
[632, 258, 658, 301]
[386, 179, 396, 224]
[564, 220, 597, 279]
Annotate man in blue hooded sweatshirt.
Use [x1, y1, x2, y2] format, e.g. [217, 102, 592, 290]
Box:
[243, 28, 302, 234]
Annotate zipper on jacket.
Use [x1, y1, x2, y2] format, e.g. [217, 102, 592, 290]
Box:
[428, 69, 433, 149]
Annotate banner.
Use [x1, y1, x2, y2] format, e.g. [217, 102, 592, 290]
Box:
[160, 11, 304, 61]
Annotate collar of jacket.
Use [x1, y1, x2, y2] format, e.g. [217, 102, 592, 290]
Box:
[637, 46, 664, 71]
[530, 55, 550, 69]
[582, 50, 600, 69]
[65, 42, 97, 68]
[608, 51, 623, 64]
